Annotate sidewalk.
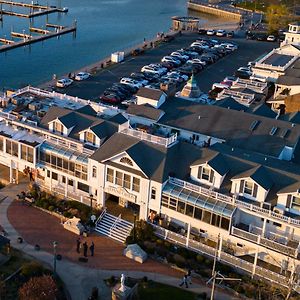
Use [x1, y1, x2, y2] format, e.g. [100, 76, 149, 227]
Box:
[0, 188, 241, 300]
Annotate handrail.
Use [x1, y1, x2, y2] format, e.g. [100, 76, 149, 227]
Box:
[168, 177, 300, 226]
[109, 213, 122, 236]
[96, 207, 107, 225]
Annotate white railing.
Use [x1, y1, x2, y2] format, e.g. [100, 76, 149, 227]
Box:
[168, 177, 300, 227]
[151, 223, 290, 288]
[232, 226, 298, 257]
[120, 128, 177, 147]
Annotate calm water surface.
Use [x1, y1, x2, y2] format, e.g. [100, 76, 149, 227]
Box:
[0, 0, 227, 89]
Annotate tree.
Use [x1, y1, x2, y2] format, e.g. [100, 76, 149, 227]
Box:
[266, 4, 290, 33]
[19, 275, 58, 300]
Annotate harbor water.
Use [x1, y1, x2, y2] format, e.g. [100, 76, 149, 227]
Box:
[0, 0, 229, 89]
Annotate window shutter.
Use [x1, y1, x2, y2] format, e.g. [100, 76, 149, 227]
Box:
[253, 184, 258, 198]
[239, 180, 244, 193]
[286, 194, 292, 208]
[210, 169, 215, 184]
[198, 166, 202, 179]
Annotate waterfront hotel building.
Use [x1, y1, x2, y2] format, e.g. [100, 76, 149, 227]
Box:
[2, 87, 300, 289]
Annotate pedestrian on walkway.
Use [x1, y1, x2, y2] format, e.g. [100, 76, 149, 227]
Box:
[29, 171, 34, 181]
[76, 237, 81, 253]
[83, 241, 88, 257]
[90, 241, 94, 256]
[179, 274, 188, 288]
[187, 269, 192, 285]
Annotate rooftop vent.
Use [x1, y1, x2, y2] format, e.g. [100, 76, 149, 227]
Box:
[249, 120, 259, 131]
[269, 127, 278, 136]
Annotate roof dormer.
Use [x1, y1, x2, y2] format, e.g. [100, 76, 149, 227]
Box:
[289, 22, 300, 34]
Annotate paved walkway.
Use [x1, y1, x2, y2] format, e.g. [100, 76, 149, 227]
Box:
[0, 183, 242, 300]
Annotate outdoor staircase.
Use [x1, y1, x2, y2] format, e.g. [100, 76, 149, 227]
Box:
[95, 211, 133, 244]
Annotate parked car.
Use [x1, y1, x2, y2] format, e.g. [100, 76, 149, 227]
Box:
[198, 28, 207, 35]
[206, 29, 215, 36]
[171, 51, 189, 61]
[226, 31, 234, 38]
[256, 34, 267, 41]
[267, 35, 276, 42]
[161, 56, 181, 66]
[120, 77, 143, 88]
[162, 35, 174, 42]
[113, 83, 138, 93]
[216, 29, 226, 37]
[74, 72, 90, 81]
[99, 94, 122, 104]
[56, 78, 73, 88]
[131, 48, 144, 56]
[141, 65, 164, 75]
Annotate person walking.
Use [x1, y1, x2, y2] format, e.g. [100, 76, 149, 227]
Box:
[76, 238, 81, 254]
[89, 241, 95, 257]
[187, 269, 192, 285]
[179, 274, 188, 288]
[83, 241, 88, 257]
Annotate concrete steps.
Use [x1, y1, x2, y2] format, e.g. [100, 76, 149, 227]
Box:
[95, 212, 133, 244]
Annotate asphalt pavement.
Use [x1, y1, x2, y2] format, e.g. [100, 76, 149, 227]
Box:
[51, 32, 276, 100]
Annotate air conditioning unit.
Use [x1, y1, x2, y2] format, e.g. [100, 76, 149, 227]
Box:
[273, 206, 285, 215]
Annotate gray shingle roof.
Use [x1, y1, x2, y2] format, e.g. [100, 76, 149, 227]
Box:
[158, 98, 300, 158]
[231, 165, 273, 190]
[191, 152, 229, 176]
[108, 113, 128, 125]
[75, 105, 97, 116]
[214, 97, 246, 111]
[277, 75, 300, 86]
[137, 87, 165, 101]
[247, 103, 277, 118]
[126, 104, 164, 121]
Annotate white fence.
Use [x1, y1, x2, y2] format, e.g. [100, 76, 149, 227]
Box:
[151, 223, 292, 289]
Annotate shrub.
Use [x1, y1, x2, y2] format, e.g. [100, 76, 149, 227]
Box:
[48, 206, 55, 212]
[196, 254, 204, 264]
[177, 247, 191, 259]
[163, 241, 171, 250]
[143, 241, 155, 254]
[19, 275, 57, 300]
[155, 246, 168, 258]
[126, 235, 135, 245]
[166, 254, 175, 264]
[20, 262, 44, 278]
[63, 211, 72, 218]
[173, 254, 186, 268]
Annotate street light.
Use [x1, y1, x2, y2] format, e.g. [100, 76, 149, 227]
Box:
[53, 241, 58, 275]
[133, 212, 137, 241]
[89, 193, 93, 216]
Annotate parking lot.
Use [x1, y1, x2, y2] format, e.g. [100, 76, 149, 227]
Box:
[52, 32, 276, 100]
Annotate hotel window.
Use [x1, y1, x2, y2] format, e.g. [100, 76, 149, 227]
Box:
[106, 168, 114, 183]
[6, 140, 18, 157]
[53, 121, 64, 135]
[198, 166, 214, 183]
[132, 177, 140, 192]
[21, 145, 34, 163]
[52, 172, 58, 181]
[92, 166, 97, 178]
[291, 196, 300, 211]
[62, 176, 66, 184]
[242, 180, 258, 197]
[123, 174, 131, 189]
[77, 182, 89, 193]
[68, 179, 74, 186]
[115, 171, 123, 186]
[85, 131, 96, 145]
[0, 136, 3, 151]
[151, 188, 156, 200]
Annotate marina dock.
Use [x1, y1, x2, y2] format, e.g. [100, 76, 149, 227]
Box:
[0, 24, 76, 52]
[0, 0, 67, 19]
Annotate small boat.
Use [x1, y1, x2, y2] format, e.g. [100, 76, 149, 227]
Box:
[61, 7, 68, 13]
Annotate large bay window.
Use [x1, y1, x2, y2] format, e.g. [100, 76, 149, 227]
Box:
[107, 167, 140, 193]
[21, 144, 34, 163]
[291, 196, 300, 211]
[6, 140, 18, 157]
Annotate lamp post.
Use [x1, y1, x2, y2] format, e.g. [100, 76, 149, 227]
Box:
[53, 241, 58, 275]
[133, 212, 137, 241]
[89, 193, 93, 216]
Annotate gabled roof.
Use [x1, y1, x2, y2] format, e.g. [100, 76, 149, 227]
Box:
[126, 104, 164, 121]
[136, 87, 165, 101]
[277, 182, 300, 195]
[231, 165, 273, 190]
[58, 112, 77, 129]
[214, 97, 246, 111]
[247, 103, 277, 118]
[90, 121, 119, 139]
[108, 113, 128, 125]
[75, 105, 97, 116]
[191, 152, 229, 176]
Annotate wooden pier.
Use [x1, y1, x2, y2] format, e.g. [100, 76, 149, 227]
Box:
[0, 25, 76, 52]
[0, 0, 67, 19]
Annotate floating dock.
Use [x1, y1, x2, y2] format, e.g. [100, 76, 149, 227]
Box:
[0, 0, 67, 19]
[0, 24, 76, 52]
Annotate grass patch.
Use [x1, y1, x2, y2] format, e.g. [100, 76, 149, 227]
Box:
[135, 280, 201, 300]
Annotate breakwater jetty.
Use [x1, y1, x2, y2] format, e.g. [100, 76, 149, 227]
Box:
[188, 0, 243, 21]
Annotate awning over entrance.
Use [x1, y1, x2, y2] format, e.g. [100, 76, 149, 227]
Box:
[163, 183, 235, 218]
